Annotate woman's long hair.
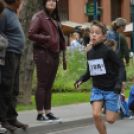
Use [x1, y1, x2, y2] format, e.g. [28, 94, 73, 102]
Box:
[38, 0, 60, 21]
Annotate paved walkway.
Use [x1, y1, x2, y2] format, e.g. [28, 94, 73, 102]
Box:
[48, 120, 134, 134]
[17, 103, 92, 128]
[7, 102, 129, 134]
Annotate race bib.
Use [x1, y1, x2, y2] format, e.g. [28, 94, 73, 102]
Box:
[88, 59, 106, 76]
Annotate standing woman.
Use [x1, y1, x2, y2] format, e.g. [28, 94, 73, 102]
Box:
[105, 18, 127, 54]
[28, 0, 66, 122]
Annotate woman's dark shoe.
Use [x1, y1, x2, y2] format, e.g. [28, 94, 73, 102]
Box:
[46, 113, 62, 122]
[37, 114, 52, 123]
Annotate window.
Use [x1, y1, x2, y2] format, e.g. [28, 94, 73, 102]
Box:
[58, 0, 69, 46]
[58, 0, 69, 22]
[111, 0, 121, 21]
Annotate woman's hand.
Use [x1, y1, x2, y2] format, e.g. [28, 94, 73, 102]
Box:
[75, 81, 82, 90]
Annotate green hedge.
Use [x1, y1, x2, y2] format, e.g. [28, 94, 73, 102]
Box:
[32, 50, 92, 94]
[52, 51, 93, 92]
[32, 51, 134, 94]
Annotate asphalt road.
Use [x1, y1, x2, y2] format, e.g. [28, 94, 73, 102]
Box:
[47, 119, 134, 134]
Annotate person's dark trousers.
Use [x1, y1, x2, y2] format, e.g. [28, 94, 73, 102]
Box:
[0, 52, 21, 122]
[129, 103, 134, 112]
[33, 49, 59, 110]
[0, 66, 1, 83]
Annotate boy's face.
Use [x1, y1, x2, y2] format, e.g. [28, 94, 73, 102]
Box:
[90, 26, 106, 46]
[75, 34, 79, 40]
[112, 46, 116, 51]
[0, 12, 3, 20]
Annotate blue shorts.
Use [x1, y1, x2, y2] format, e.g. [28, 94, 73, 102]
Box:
[90, 87, 120, 113]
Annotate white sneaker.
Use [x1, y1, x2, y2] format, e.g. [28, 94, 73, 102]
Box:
[123, 116, 133, 120]
[0, 124, 7, 134]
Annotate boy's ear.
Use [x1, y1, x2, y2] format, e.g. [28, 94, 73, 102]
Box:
[103, 34, 107, 40]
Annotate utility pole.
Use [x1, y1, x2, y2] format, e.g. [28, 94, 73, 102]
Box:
[131, 0, 134, 52]
[94, 0, 97, 20]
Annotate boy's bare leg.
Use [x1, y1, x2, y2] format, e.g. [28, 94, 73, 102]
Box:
[106, 110, 118, 124]
[92, 101, 107, 134]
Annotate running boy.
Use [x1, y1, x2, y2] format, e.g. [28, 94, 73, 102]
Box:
[75, 20, 126, 134]
[105, 39, 126, 80]
[128, 75, 134, 113]
[106, 39, 132, 119]
[105, 39, 116, 51]
[120, 82, 132, 119]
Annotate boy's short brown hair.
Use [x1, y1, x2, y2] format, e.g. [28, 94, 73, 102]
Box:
[90, 20, 108, 34]
[105, 39, 117, 48]
[0, 1, 5, 13]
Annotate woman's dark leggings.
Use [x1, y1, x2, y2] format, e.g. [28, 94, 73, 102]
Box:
[129, 103, 134, 112]
[33, 49, 59, 110]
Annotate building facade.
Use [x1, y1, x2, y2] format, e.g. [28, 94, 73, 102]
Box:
[58, 0, 130, 25]
[58, 0, 131, 47]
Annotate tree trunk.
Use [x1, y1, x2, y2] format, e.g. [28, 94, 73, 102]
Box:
[17, 0, 38, 104]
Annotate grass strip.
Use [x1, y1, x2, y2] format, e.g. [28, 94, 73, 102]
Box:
[17, 92, 90, 111]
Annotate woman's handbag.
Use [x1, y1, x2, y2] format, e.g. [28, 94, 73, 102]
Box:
[0, 31, 8, 50]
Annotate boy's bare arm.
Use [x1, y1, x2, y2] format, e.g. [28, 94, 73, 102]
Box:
[75, 81, 82, 90]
